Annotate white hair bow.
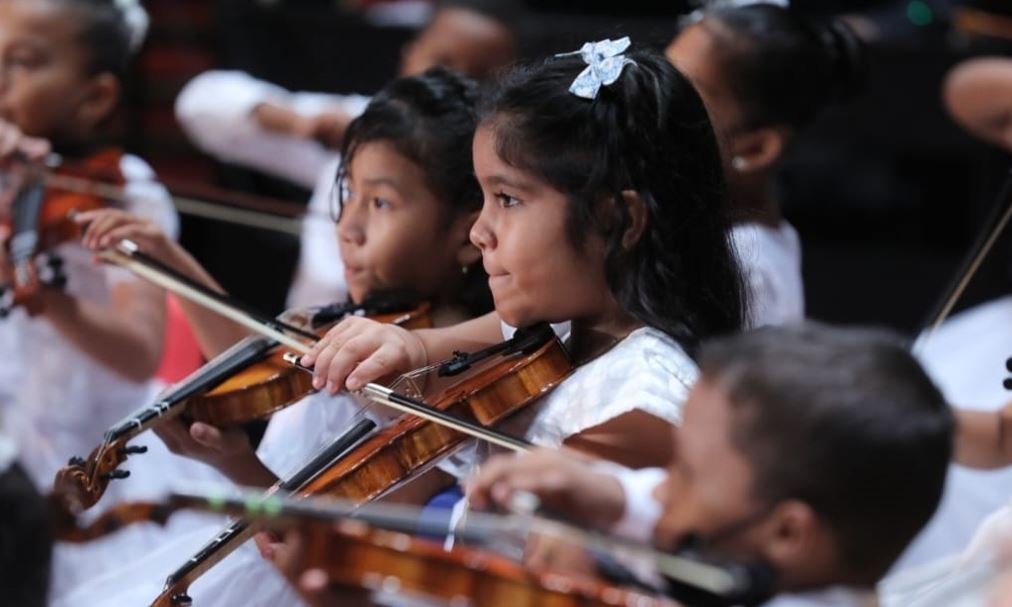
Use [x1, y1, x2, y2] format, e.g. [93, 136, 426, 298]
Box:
[555, 37, 636, 100]
[114, 0, 150, 53]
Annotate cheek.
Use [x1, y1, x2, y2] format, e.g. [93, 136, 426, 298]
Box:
[6, 71, 76, 132]
[368, 215, 448, 287]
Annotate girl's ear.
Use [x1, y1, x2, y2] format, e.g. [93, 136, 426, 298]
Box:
[619, 190, 648, 250]
[451, 209, 483, 267]
[728, 127, 786, 173]
[72, 73, 120, 131]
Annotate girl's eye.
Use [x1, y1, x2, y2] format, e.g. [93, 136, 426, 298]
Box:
[7, 51, 42, 70]
[373, 197, 391, 210]
[495, 192, 520, 208]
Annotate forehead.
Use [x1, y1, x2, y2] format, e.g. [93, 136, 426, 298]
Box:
[0, 0, 82, 45]
[472, 124, 534, 181]
[666, 24, 725, 98]
[347, 140, 418, 179]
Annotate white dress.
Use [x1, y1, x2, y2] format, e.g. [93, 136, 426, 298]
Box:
[888, 295, 1012, 575]
[730, 221, 805, 328]
[175, 70, 371, 309]
[437, 325, 698, 480]
[4, 155, 237, 603]
[880, 501, 1012, 607]
[0, 153, 178, 489]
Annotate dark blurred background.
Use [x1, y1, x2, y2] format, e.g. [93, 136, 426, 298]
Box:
[124, 0, 1012, 335]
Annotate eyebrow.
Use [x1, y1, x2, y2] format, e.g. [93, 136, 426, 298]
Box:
[360, 176, 401, 190]
[485, 174, 535, 193]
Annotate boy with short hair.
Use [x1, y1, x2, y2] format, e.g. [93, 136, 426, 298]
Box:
[469, 323, 955, 605]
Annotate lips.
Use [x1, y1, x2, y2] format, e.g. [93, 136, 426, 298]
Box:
[487, 273, 510, 291]
[343, 264, 366, 282]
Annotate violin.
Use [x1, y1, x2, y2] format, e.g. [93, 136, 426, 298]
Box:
[55, 490, 682, 607]
[0, 149, 122, 316]
[291, 524, 677, 607]
[53, 291, 431, 513]
[148, 323, 571, 607]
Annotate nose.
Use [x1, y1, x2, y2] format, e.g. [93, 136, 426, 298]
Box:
[469, 204, 496, 253]
[337, 196, 366, 247]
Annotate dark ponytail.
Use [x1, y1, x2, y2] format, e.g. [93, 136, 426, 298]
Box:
[702, 4, 867, 130]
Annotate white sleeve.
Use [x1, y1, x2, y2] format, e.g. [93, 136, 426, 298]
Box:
[284, 158, 348, 309]
[174, 70, 369, 189]
[105, 154, 180, 288]
[596, 464, 667, 543]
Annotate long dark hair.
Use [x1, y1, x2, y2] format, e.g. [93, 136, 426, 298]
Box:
[480, 48, 747, 351]
[336, 66, 493, 317]
[698, 4, 866, 131]
[58, 0, 142, 77]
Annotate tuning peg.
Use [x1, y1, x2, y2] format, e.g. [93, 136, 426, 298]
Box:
[171, 593, 193, 606]
[1004, 377, 1012, 391]
[101, 469, 130, 481]
[118, 445, 148, 456]
[67, 456, 86, 467]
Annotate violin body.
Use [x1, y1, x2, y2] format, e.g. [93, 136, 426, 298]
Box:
[1, 149, 122, 316]
[148, 327, 573, 606]
[301, 333, 571, 503]
[53, 300, 431, 513]
[299, 522, 677, 607]
[185, 303, 432, 427]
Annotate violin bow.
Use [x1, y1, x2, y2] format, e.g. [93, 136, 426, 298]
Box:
[913, 169, 1012, 353]
[100, 240, 534, 454]
[30, 152, 335, 237]
[59, 485, 750, 600]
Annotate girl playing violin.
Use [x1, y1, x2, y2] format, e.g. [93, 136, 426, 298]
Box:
[0, 0, 176, 488]
[0, 0, 222, 601]
[66, 66, 493, 607]
[666, 4, 866, 327]
[302, 39, 746, 473]
[275, 39, 746, 605]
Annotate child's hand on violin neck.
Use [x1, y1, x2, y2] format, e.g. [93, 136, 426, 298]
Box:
[465, 448, 627, 530]
[301, 316, 428, 394]
[75, 208, 171, 256]
[0, 120, 50, 166]
[152, 417, 254, 471]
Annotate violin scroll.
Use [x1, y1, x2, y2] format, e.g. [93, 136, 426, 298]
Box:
[53, 440, 148, 513]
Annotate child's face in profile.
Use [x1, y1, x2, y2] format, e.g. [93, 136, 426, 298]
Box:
[653, 378, 768, 558]
[665, 23, 745, 142]
[470, 125, 617, 329]
[0, 0, 99, 138]
[338, 140, 475, 304]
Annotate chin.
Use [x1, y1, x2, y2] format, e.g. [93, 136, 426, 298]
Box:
[494, 306, 526, 330]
